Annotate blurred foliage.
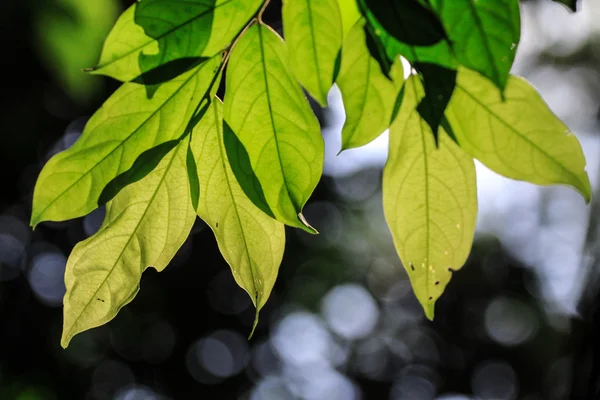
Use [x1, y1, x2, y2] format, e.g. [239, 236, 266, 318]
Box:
[32, 0, 120, 103]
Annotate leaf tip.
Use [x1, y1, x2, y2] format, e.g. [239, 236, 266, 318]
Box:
[30, 214, 41, 230]
[424, 301, 435, 321]
[248, 310, 259, 340]
[580, 174, 593, 205]
[298, 213, 318, 234]
[60, 333, 72, 349]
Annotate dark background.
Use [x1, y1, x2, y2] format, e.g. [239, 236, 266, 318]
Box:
[1, 0, 600, 399]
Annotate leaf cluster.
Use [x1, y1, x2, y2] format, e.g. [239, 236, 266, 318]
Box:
[30, 0, 591, 347]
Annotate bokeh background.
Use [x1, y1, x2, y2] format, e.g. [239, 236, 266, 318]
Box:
[1, 0, 600, 399]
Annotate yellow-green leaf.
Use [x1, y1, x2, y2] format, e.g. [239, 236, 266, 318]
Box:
[223, 23, 324, 233]
[383, 76, 477, 319]
[283, 0, 343, 106]
[31, 56, 222, 227]
[337, 0, 361, 38]
[337, 20, 404, 151]
[447, 68, 592, 202]
[92, 0, 261, 82]
[191, 98, 285, 334]
[61, 138, 196, 348]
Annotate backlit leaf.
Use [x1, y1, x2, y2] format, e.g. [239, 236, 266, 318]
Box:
[191, 99, 285, 334]
[429, 0, 520, 91]
[337, 0, 361, 38]
[31, 56, 222, 227]
[61, 138, 196, 348]
[446, 68, 592, 202]
[283, 0, 343, 106]
[337, 21, 404, 151]
[91, 0, 261, 82]
[383, 75, 477, 319]
[223, 23, 324, 233]
[356, 1, 456, 136]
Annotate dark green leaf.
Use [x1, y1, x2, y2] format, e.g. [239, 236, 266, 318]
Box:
[186, 142, 200, 211]
[414, 62, 457, 143]
[551, 0, 578, 11]
[364, 24, 394, 78]
[360, 0, 447, 46]
[222, 121, 275, 220]
[429, 0, 520, 91]
[357, 0, 456, 69]
[98, 140, 180, 206]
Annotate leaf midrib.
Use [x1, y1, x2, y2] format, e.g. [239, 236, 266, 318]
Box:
[464, 0, 500, 88]
[456, 82, 586, 187]
[98, 0, 236, 71]
[213, 101, 259, 304]
[257, 25, 299, 211]
[305, 0, 326, 102]
[412, 80, 432, 301]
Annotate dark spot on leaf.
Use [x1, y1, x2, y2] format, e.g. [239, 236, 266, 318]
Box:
[97, 298, 105, 303]
[435, 281, 439, 285]
[429, 296, 433, 300]
[216, 222, 219, 228]
[410, 263, 415, 271]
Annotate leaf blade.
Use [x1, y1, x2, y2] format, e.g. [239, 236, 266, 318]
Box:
[383, 75, 477, 319]
[61, 138, 196, 348]
[92, 0, 261, 82]
[430, 0, 520, 91]
[283, 0, 343, 106]
[223, 24, 324, 232]
[447, 68, 592, 202]
[191, 99, 285, 333]
[337, 21, 404, 151]
[31, 56, 222, 227]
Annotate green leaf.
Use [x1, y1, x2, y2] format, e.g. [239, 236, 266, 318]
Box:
[223, 23, 324, 233]
[337, 21, 404, 151]
[446, 68, 592, 202]
[91, 0, 261, 82]
[360, 0, 447, 46]
[61, 138, 196, 348]
[282, 0, 343, 106]
[191, 99, 286, 335]
[357, 0, 455, 69]
[414, 62, 456, 142]
[383, 75, 477, 319]
[33, 0, 119, 102]
[31, 56, 222, 227]
[356, 1, 457, 136]
[429, 0, 520, 91]
[337, 0, 361, 38]
[550, 0, 577, 11]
